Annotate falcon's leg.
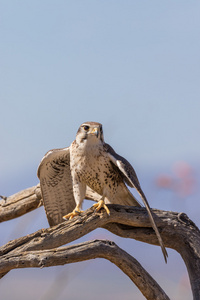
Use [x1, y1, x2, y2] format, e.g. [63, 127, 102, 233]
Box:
[93, 197, 110, 215]
[63, 181, 86, 220]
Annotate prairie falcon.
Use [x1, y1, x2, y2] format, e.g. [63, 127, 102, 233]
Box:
[38, 121, 168, 262]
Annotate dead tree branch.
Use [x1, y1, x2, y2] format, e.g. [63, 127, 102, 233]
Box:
[0, 239, 169, 300]
[1, 185, 200, 299]
[0, 185, 42, 223]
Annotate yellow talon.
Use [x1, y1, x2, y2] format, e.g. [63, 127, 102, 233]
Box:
[93, 200, 110, 215]
[63, 207, 83, 220]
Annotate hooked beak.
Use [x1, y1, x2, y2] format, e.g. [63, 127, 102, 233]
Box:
[90, 127, 99, 137]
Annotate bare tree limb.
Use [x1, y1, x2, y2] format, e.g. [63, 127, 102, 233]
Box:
[0, 239, 170, 300]
[0, 185, 42, 223]
[0, 204, 170, 255]
[1, 185, 200, 299]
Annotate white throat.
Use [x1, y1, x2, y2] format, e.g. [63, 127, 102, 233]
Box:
[76, 136, 103, 155]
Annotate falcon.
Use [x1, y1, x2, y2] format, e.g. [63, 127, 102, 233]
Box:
[38, 121, 168, 262]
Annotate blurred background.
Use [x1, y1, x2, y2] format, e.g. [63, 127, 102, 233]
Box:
[1, 1, 200, 299]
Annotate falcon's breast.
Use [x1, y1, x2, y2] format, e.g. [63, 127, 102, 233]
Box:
[70, 141, 122, 197]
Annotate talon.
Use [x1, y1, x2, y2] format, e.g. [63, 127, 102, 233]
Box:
[63, 207, 83, 220]
[93, 200, 110, 215]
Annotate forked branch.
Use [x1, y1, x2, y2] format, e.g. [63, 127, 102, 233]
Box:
[0, 239, 169, 300]
[1, 185, 200, 299]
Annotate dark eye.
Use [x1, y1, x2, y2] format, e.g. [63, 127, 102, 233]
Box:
[83, 125, 89, 131]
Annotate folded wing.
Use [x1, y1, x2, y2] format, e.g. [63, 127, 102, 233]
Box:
[105, 143, 168, 263]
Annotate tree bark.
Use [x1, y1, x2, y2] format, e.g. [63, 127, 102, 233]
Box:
[0, 185, 42, 223]
[1, 185, 200, 299]
[0, 239, 169, 300]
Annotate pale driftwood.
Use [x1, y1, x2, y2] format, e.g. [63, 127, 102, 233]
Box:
[1, 185, 200, 299]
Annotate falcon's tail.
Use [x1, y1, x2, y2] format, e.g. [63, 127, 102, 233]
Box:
[106, 184, 141, 207]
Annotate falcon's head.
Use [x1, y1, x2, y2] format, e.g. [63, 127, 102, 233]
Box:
[76, 122, 104, 144]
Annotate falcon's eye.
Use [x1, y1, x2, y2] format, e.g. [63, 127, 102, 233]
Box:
[83, 125, 89, 131]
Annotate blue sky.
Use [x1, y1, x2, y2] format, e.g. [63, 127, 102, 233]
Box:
[1, 1, 200, 299]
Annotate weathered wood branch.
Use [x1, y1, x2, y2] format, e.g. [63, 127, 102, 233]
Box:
[0, 185, 42, 223]
[1, 185, 200, 299]
[0, 239, 169, 300]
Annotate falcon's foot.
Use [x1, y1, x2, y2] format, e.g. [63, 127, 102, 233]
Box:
[93, 200, 110, 215]
[63, 207, 83, 220]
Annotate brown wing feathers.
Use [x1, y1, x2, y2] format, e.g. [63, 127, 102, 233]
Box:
[38, 147, 102, 226]
[106, 143, 168, 262]
[38, 148, 76, 226]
